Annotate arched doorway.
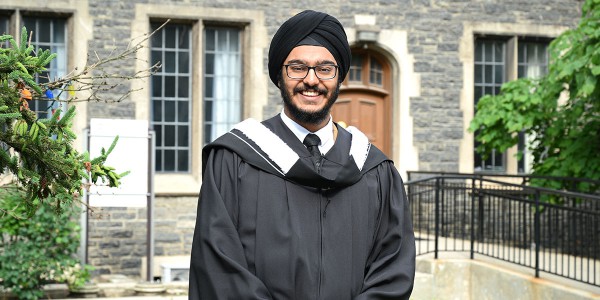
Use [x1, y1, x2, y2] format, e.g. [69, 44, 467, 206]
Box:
[333, 48, 392, 156]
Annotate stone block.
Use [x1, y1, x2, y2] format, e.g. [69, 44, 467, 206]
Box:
[110, 230, 134, 238]
[121, 258, 142, 269]
[99, 241, 120, 249]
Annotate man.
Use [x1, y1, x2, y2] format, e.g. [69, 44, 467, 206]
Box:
[189, 10, 415, 299]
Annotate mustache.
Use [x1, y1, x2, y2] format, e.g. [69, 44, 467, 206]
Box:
[293, 84, 328, 95]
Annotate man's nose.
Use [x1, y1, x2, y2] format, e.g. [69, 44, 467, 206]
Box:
[303, 68, 320, 85]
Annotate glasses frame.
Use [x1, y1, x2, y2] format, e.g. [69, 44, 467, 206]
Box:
[283, 63, 339, 80]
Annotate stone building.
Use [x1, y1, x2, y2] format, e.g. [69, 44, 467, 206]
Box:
[0, 0, 583, 280]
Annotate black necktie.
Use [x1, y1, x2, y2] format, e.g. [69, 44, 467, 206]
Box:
[303, 133, 321, 158]
[303, 134, 322, 172]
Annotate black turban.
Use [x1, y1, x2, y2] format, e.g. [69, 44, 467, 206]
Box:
[268, 10, 351, 86]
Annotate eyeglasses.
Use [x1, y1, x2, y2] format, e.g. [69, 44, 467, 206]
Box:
[283, 64, 338, 80]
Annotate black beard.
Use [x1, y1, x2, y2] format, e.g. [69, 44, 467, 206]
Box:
[279, 75, 339, 125]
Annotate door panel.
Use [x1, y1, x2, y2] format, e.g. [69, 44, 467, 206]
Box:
[332, 93, 388, 156]
[333, 98, 352, 126]
[358, 98, 378, 141]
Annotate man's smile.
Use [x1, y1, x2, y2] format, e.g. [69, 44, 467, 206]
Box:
[299, 90, 321, 97]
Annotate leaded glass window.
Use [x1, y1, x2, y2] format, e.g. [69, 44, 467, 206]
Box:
[203, 27, 242, 145]
[517, 41, 548, 173]
[23, 17, 67, 119]
[369, 57, 383, 86]
[0, 15, 8, 47]
[518, 42, 548, 79]
[349, 55, 362, 82]
[150, 23, 192, 173]
[474, 39, 506, 172]
[474, 38, 550, 173]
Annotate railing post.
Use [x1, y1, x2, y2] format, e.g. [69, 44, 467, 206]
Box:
[478, 178, 484, 247]
[470, 177, 475, 259]
[534, 190, 541, 278]
[435, 177, 440, 259]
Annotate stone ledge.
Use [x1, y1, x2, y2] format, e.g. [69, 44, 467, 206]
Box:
[412, 256, 600, 300]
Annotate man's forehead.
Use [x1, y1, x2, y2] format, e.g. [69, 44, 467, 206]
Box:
[285, 45, 336, 64]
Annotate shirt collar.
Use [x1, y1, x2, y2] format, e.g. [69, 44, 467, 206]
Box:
[280, 109, 334, 154]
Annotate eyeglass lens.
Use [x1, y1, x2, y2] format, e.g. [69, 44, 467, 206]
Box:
[286, 64, 337, 80]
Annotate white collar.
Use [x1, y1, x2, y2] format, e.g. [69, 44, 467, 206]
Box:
[279, 109, 334, 154]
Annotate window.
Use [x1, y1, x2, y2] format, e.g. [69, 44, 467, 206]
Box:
[349, 55, 362, 82]
[149, 23, 243, 174]
[23, 17, 68, 119]
[0, 15, 8, 41]
[136, 7, 256, 184]
[203, 27, 242, 145]
[518, 42, 548, 79]
[150, 23, 192, 173]
[0, 13, 68, 155]
[347, 52, 385, 87]
[369, 57, 383, 86]
[474, 37, 549, 173]
[517, 42, 548, 173]
[474, 39, 506, 172]
[1, 16, 68, 119]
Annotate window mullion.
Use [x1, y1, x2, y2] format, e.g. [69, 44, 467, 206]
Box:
[506, 36, 518, 82]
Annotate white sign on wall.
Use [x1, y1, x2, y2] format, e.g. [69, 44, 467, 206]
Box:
[88, 118, 150, 207]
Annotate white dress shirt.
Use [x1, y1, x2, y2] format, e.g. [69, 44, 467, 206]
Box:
[279, 109, 334, 155]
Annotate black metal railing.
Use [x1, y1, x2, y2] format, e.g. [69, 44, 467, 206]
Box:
[406, 174, 600, 287]
[407, 171, 600, 195]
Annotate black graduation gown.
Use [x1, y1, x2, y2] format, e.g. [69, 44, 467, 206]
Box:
[189, 115, 415, 300]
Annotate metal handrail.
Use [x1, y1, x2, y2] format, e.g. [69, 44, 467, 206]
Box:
[407, 171, 600, 195]
[406, 174, 600, 287]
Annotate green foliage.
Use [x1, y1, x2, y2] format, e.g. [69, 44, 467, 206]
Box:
[0, 29, 56, 95]
[469, 0, 600, 192]
[0, 22, 160, 300]
[0, 187, 92, 300]
[0, 27, 125, 215]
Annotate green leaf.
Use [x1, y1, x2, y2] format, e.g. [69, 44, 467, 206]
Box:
[578, 75, 597, 97]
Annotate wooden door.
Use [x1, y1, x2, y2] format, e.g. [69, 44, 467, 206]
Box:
[334, 50, 392, 156]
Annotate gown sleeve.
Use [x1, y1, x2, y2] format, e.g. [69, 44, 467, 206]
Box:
[189, 148, 272, 300]
[354, 162, 416, 300]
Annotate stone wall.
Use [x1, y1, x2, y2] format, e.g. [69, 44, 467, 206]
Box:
[87, 207, 149, 276]
[87, 196, 197, 277]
